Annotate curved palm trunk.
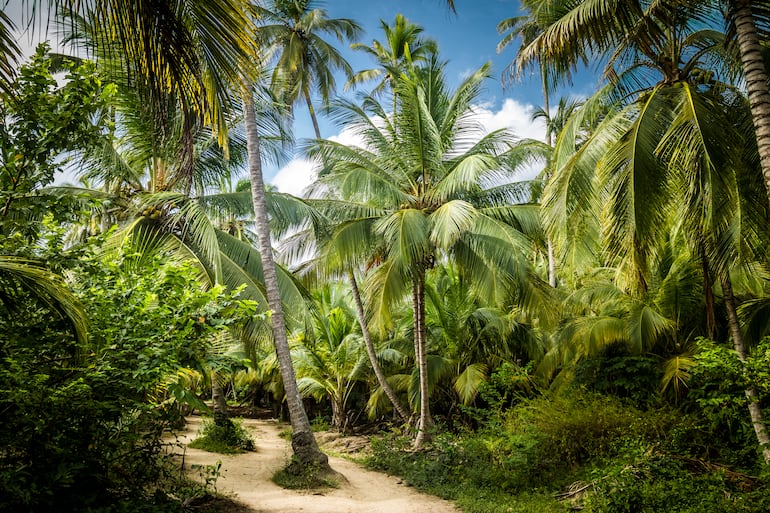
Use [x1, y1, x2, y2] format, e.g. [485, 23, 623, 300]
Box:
[348, 270, 410, 421]
[541, 67, 557, 288]
[721, 274, 770, 463]
[698, 240, 716, 340]
[303, 84, 322, 139]
[243, 91, 328, 472]
[730, 0, 770, 204]
[413, 269, 432, 449]
[211, 371, 229, 416]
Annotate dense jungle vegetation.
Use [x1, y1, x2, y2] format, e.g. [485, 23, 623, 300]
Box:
[3, 1, 770, 511]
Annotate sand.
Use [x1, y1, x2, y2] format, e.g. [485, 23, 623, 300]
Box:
[171, 417, 459, 513]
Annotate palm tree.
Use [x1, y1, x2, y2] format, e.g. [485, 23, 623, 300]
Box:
[536, 2, 770, 460]
[256, 0, 361, 139]
[346, 14, 437, 107]
[306, 56, 551, 448]
[293, 285, 368, 431]
[510, 0, 770, 208]
[242, 86, 330, 471]
[497, 2, 582, 287]
[721, 1, 770, 206]
[424, 264, 541, 406]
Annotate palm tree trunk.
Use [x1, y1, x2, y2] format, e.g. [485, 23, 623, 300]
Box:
[211, 371, 229, 415]
[413, 269, 432, 449]
[730, 0, 770, 205]
[721, 273, 770, 463]
[303, 84, 322, 139]
[348, 270, 410, 421]
[243, 90, 329, 472]
[541, 68, 557, 288]
[698, 241, 716, 340]
[547, 240, 557, 288]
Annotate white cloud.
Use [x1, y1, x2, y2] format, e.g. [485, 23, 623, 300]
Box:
[270, 98, 548, 194]
[270, 126, 367, 196]
[270, 158, 317, 196]
[472, 98, 546, 141]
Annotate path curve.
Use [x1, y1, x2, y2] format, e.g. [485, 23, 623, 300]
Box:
[173, 417, 458, 513]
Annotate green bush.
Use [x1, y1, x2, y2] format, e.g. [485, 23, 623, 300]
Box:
[0, 250, 253, 512]
[188, 415, 255, 454]
[582, 455, 770, 513]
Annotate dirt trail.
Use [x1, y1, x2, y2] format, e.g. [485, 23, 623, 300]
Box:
[172, 417, 458, 513]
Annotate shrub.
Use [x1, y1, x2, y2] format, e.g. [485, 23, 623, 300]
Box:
[188, 416, 255, 454]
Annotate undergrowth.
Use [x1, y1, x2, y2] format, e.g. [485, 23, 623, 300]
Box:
[188, 416, 255, 454]
[272, 462, 340, 490]
[365, 392, 770, 513]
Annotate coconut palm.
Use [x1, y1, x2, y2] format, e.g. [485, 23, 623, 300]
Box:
[242, 85, 329, 471]
[424, 264, 542, 406]
[510, 0, 770, 207]
[536, 3, 770, 459]
[497, 2, 586, 287]
[726, 1, 770, 206]
[305, 56, 551, 448]
[28, 0, 257, 151]
[293, 285, 369, 431]
[256, 0, 361, 139]
[346, 14, 437, 104]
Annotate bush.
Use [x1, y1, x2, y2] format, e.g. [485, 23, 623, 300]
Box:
[188, 415, 255, 454]
[0, 251, 253, 512]
[582, 455, 770, 513]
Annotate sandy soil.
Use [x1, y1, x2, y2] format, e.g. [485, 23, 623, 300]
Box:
[171, 417, 458, 513]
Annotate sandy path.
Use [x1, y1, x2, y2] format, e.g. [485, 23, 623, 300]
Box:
[172, 417, 458, 513]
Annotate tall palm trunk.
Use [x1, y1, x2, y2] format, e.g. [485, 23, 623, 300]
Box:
[541, 67, 557, 288]
[697, 238, 717, 340]
[211, 370, 232, 427]
[303, 84, 322, 139]
[412, 268, 432, 449]
[348, 270, 409, 421]
[243, 90, 328, 472]
[730, 0, 770, 205]
[721, 273, 770, 463]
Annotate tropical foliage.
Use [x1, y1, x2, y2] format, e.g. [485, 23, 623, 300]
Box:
[5, 1, 770, 511]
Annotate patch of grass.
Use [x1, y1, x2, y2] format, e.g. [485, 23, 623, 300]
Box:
[272, 462, 340, 490]
[188, 416, 255, 454]
[365, 392, 770, 513]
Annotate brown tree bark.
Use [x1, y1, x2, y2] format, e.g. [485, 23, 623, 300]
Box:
[730, 0, 770, 205]
[698, 240, 717, 340]
[243, 90, 329, 472]
[348, 270, 410, 421]
[721, 274, 770, 463]
[303, 84, 322, 140]
[412, 269, 433, 449]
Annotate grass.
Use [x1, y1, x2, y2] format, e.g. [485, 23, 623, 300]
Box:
[272, 463, 341, 490]
[188, 416, 255, 454]
[363, 392, 770, 513]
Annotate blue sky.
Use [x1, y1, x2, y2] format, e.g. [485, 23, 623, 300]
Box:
[8, 0, 599, 191]
[270, 0, 598, 194]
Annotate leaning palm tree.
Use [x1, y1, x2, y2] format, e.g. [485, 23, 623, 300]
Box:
[242, 81, 330, 471]
[255, 0, 361, 139]
[510, 0, 770, 210]
[305, 56, 552, 448]
[538, 3, 770, 460]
